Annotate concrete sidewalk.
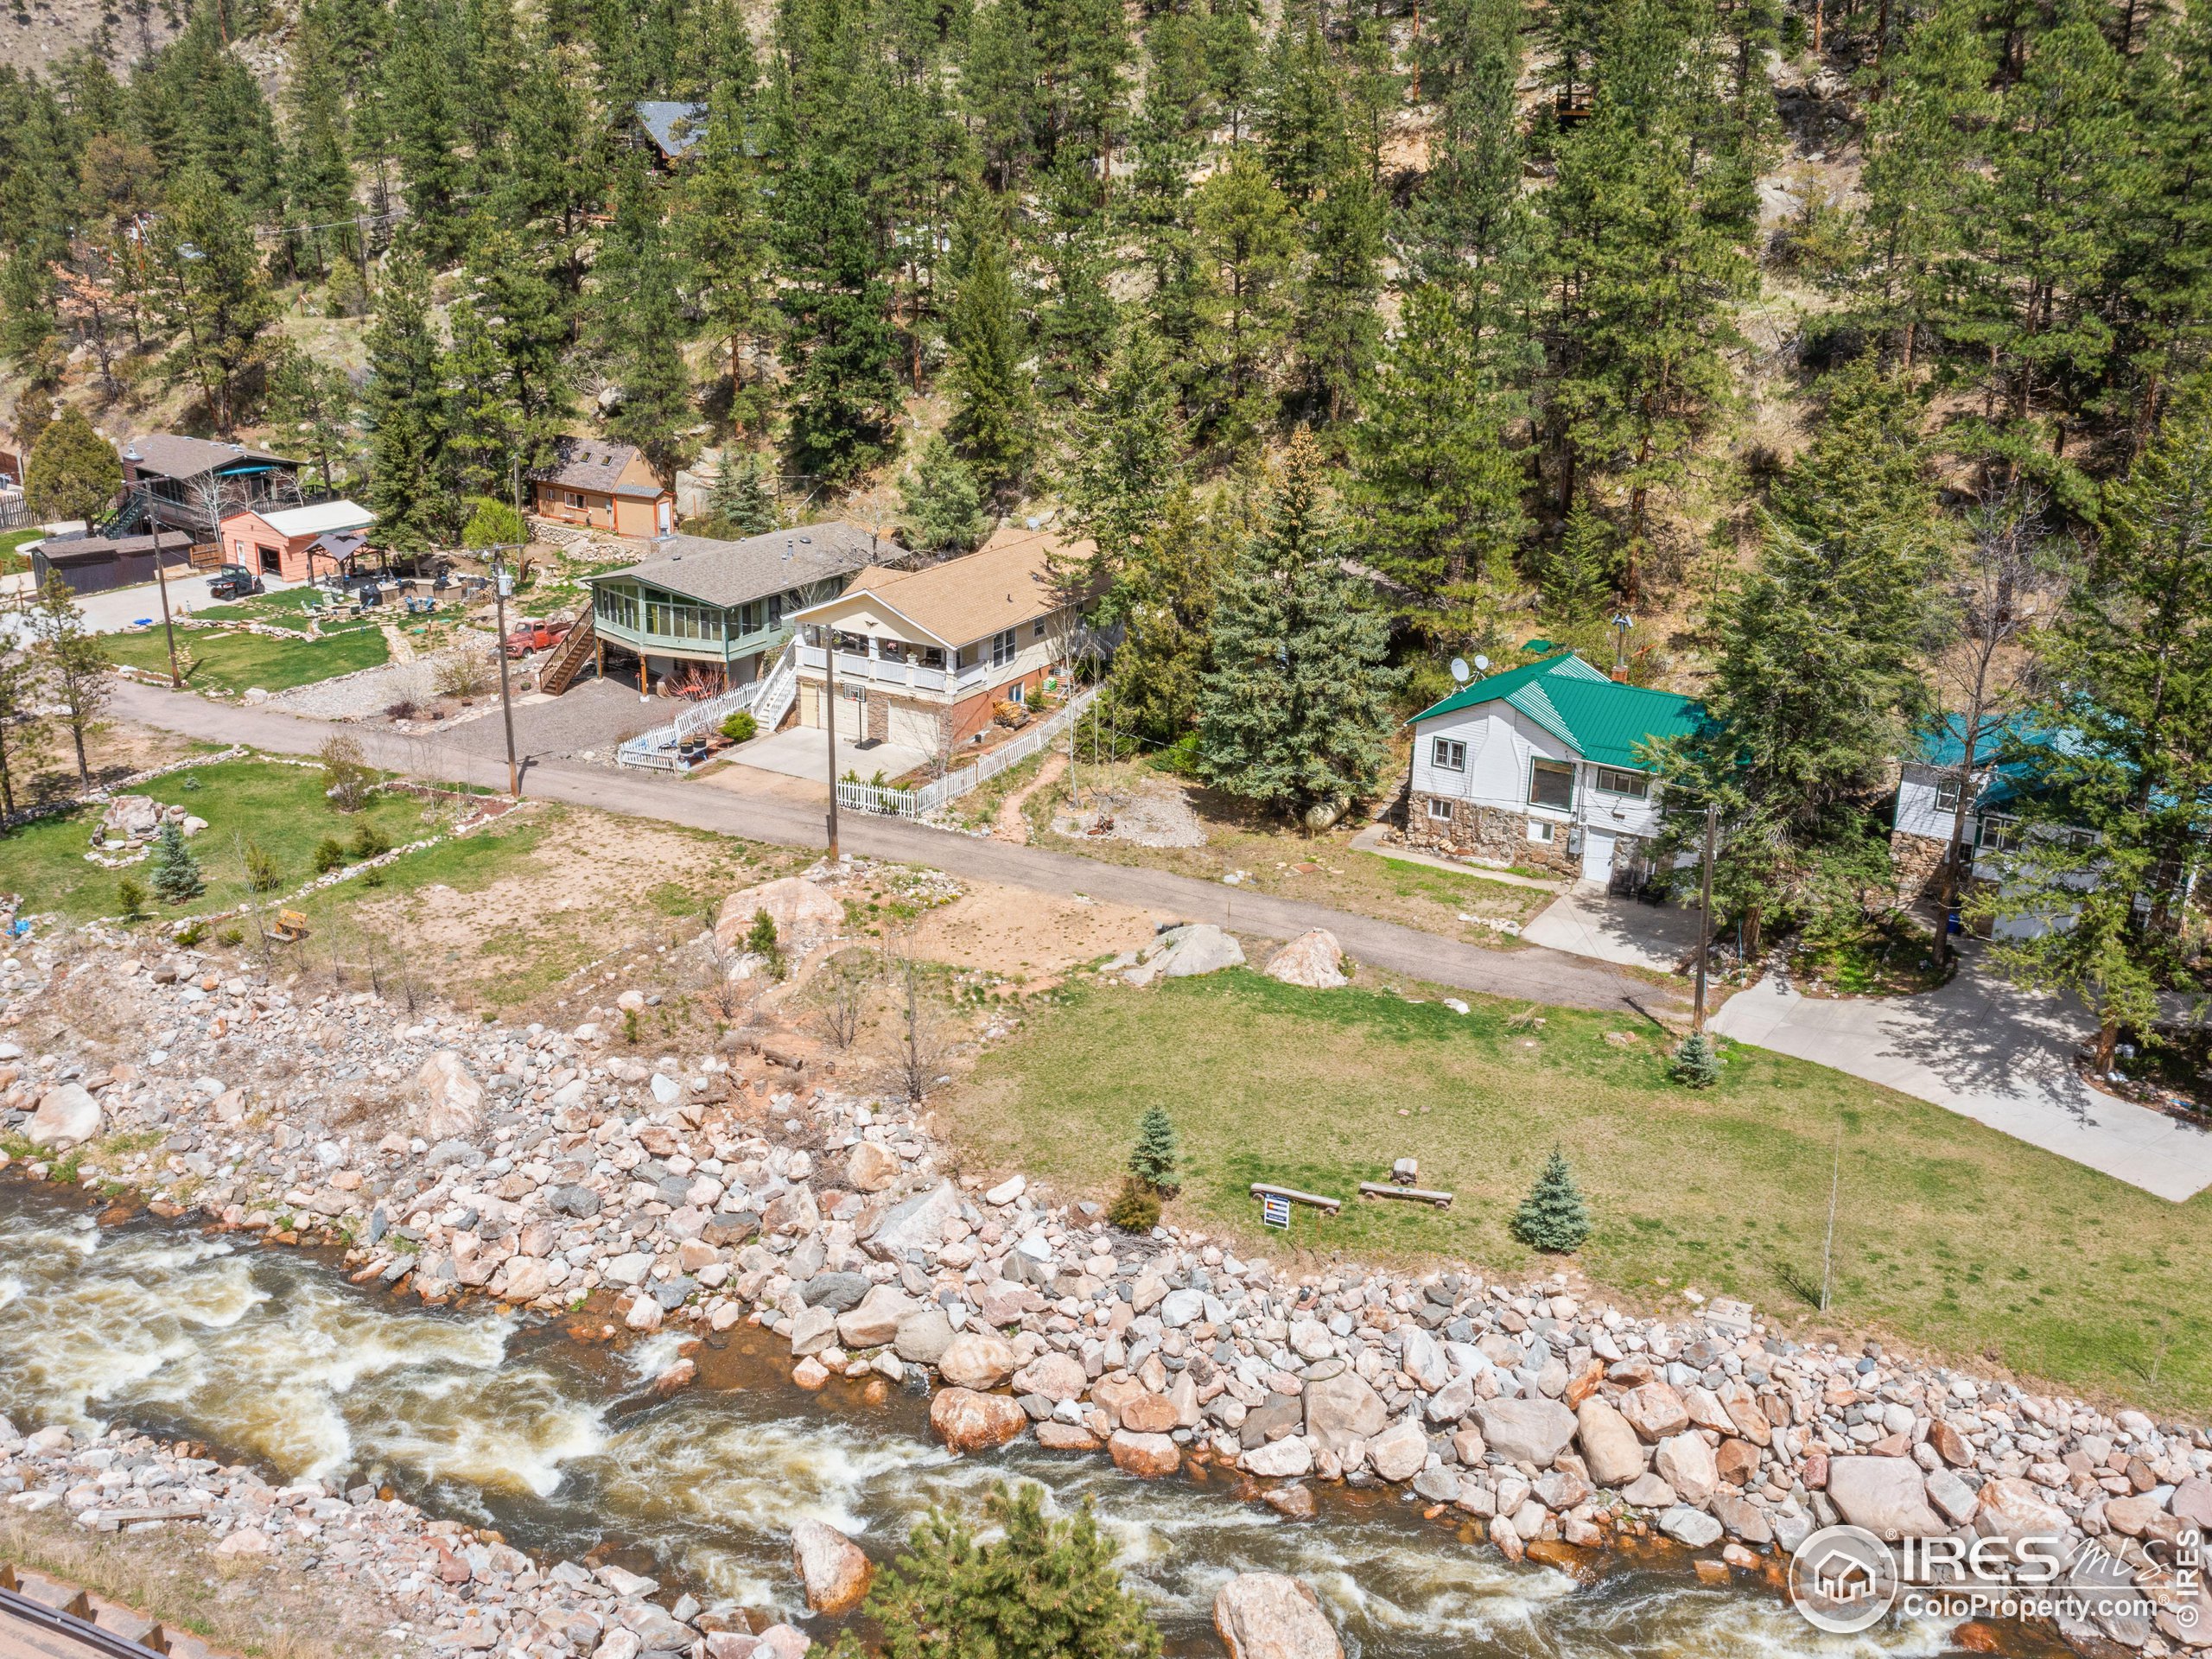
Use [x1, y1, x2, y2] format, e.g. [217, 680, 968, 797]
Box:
[101, 678, 1682, 1019]
[1713, 962, 2212, 1201]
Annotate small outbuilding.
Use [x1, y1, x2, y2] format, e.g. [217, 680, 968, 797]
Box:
[218, 499, 378, 582]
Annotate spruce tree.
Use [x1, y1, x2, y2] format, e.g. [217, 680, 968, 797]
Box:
[149, 822, 206, 906]
[899, 436, 988, 555]
[360, 245, 453, 548]
[1511, 1147, 1591, 1253]
[1669, 1032, 1722, 1089]
[24, 405, 122, 524]
[707, 451, 781, 536]
[1195, 429, 1396, 822]
[1128, 1106, 1180, 1190]
[944, 222, 1033, 495]
[1106, 485, 1224, 744]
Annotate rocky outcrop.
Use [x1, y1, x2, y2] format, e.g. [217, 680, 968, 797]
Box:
[1214, 1573, 1344, 1659]
[413, 1050, 482, 1141]
[714, 877, 843, 954]
[1262, 930, 1347, 990]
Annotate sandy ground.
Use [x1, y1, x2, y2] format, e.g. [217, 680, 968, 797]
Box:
[904, 880, 1166, 986]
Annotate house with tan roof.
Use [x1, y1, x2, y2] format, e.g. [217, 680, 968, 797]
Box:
[788, 524, 1081, 752]
[526, 437, 675, 540]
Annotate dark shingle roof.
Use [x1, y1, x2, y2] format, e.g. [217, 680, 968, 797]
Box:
[529, 437, 656, 494]
[125, 433, 296, 480]
[588, 522, 892, 608]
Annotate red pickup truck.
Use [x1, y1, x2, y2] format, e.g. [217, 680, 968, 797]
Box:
[504, 619, 572, 657]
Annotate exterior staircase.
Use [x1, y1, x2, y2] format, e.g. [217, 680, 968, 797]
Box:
[751, 640, 801, 730]
[537, 606, 596, 696]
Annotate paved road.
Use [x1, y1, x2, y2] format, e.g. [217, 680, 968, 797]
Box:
[1713, 960, 2212, 1201]
[105, 681, 1680, 1017]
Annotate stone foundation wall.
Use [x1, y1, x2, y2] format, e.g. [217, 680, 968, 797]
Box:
[1891, 830, 1955, 911]
[1403, 794, 1580, 879]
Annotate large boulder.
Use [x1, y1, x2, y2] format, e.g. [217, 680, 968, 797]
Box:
[715, 877, 843, 953]
[1472, 1398, 1579, 1467]
[846, 1141, 899, 1193]
[1213, 1573, 1344, 1659]
[1618, 1382, 1691, 1443]
[1012, 1351, 1087, 1403]
[1242, 1439, 1315, 1478]
[1366, 1417, 1430, 1484]
[1654, 1433, 1718, 1508]
[868, 1182, 962, 1258]
[930, 1388, 1028, 1453]
[938, 1332, 1018, 1391]
[26, 1083, 100, 1150]
[1827, 1457, 1948, 1541]
[893, 1310, 956, 1366]
[100, 794, 162, 838]
[1974, 1478, 2070, 1553]
[836, 1285, 914, 1350]
[1262, 930, 1348, 990]
[1576, 1398, 1649, 1487]
[1303, 1369, 1389, 1453]
[414, 1050, 483, 1141]
[1108, 1430, 1181, 1478]
[1154, 925, 1245, 979]
[790, 1522, 872, 1616]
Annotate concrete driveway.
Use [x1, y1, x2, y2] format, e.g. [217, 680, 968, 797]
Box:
[721, 726, 927, 787]
[1713, 959, 2212, 1201]
[0, 569, 307, 638]
[1522, 882, 1710, 974]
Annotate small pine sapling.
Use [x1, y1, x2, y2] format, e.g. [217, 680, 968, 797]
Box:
[746, 906, 785, 977]
[117, 874, 149, 920]
[149, 822, 206, 905]
[1669, 1031, 1723, 1089]
[313, 835, 348, 874]
[1108, 1177, 1162, 1232]
[1128, 1106, 1181, 1192]
[1511, 1145, 1592, 1254]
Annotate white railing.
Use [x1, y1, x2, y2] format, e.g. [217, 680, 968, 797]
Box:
[615, 641, 800, 772]
[752, 640, 801, 730]
[836, 686, 1097, 817]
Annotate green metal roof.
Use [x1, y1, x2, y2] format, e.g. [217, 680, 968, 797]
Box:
[1410, 652, 1707, 772]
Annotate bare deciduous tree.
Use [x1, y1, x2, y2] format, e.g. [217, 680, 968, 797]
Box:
[819, 951, 868, 1051]
[883, 939, 943, 1104]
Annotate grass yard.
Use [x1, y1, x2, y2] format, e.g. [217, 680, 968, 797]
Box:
[103, 622, 388, 695]
[0, 527, 40, 576]
[951, 968, 2212, 1415]
[0, 756, 441, 922]
[189, 585, 327, 623]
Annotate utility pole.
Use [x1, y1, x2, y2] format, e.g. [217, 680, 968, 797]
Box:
[823, 626, 841, 862]
[492, 548, 520, 798]
[1820, 1112, 1843, 1313]
[119, 448, 182, 690]
[1693, 802, 1717, 1032]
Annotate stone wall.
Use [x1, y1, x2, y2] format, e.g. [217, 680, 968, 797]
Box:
[1890, 829, 1955, 912]
[1403, 794, 1580, 879]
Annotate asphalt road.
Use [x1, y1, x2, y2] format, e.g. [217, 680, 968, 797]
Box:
[104, 681, 1682, 1018]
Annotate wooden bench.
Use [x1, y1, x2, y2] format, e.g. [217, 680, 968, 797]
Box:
[1248, 1181, 1340, 1215]
[1359, 1180, 1455, 1209]
[269, 909, 310, 943]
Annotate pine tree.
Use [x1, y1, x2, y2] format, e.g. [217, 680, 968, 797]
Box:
[24, 404, 122, 523]
[899, 435, 988, 555]
[1292, 161, 1382, 424]
[360, 245, 453, 548]
[147, 166, 278, 435]
[1536, 501, 1621, 626]
[149, 822, 206, 906]
[1187, 149, 1298, 451]
[29, 573, 106, 789]
[266, 346, 357, 498]
[1512, 1147, 1591, 1252]
[776, 144, 899, 483]
[597, 162, 696, 487]
[1347, 286, 1527, 640]
[385, 0, 472, 264]
[443, 295, 522, 503]
[1196, 429, 1396, 822]
[1128, 1106, 1180, 1190]
[1106, 485, 1224, 744]
[680, 79, 775, 423]
[0, 593, 48, 817]
[944, 220, 1033, 494]
[465, 226, 572, 467]
[706, 450, 781, 535]
[1669, 1032, 1722, 1089]
[1065, 323, 1182, 595]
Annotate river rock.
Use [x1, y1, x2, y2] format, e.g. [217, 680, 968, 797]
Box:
[1367, 1417, 1429, 1484]
[1012, 1351, 1086, 1403]
[1120, 1392, 1179, 1434]
[1827, 1456, 1948, 1541]
[1974, 1478, 2070, 1551]
[1155, 925, 1244, 979]
[868, 1182, 962, 1257]
[1618, 1382, 1690, 1443]
[836, 1285, 913, 1349]
[1659, 1506, 1724, 1548]
[803, 1271, 870, 1311]
[930, 1388, 1028, 1453]
[499, 1257, 551, 1302]
[715, 878, 842, 952]
[1576, 1398, 1648, 1487]
[790, 1521, 873, 1615]
[846, 1141, 899, 1192]
[1213, 1573, 1344, 1659]
[938, 1332, 1017, 1390]
[789, 1306, 840, 1356]
[414, 1051, 483, 1141]
[1109, 1430, 1181, 1478]
[1242, 1438, 1315, 1478]
[27, 1083, 99, 1149]
[1655, 1433, 1718, 1508]
[1304, 1369, 1388, 1452]
[1472, 1398, 1578, 1466]
[893, 1309, 956, 1365]
[1262, 931, 1347, 990]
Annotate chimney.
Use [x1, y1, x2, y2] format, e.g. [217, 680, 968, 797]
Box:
[1610, 665, 1629, 682]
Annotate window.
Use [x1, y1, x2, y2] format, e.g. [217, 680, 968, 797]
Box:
[594, 586, 640, 630]
[991, 626, 1017, 667]
[1528, 820, 1555, 844]
[1592, 766, 1648, 798]
[1431, 737, 1467, 772]
[1979, 815, 2020, 853]
[1033, 619, 1047, 638]
[879, 639, 911, 664]
[1529, 759, 1574, 810]
[1006, 682, 1026, 705]
[831, 629, 869, 655]
[1935, 776, 1963, 812]
[766, 593, 782, 628]
[1427, 798, 1454, 822]
[565, 490, 588, 510]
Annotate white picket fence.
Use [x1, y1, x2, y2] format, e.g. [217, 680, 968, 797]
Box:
[616, 642, 799, 772]
[835, 685, 1098, 818]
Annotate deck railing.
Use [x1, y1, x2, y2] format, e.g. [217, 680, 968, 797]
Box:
[834, 685, 1097, 818]
[614, 640, 798, 772]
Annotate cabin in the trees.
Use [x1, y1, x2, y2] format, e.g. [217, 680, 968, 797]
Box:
[790, 525, 1083, 753]
[218, 499, 378, 582]
[120, 433, 304, 537]
[585, 521, 883, 695]
[1402, 650, 1705, 888]
[634, 100, 709, 166]
[527, 438, 675, 541]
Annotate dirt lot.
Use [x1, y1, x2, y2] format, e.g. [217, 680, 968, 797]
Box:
[902, 881, 1166, 988]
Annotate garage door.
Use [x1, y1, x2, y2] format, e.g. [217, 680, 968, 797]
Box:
[1580, 827, 1615, 883]
[813, 684, 865, 741]
[889, 704, 944, 753]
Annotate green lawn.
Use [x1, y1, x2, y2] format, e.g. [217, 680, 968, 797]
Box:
[952, 969, 2212, 1415]
[103, 623, 388, 695]
[190, 586, 328, 624]
[0, 528, 39, 577]
[1, 757, 439, 921]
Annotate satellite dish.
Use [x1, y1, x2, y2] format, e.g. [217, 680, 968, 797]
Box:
[1449, 658, 1470, 683]
[1473, 654, 1491, 672]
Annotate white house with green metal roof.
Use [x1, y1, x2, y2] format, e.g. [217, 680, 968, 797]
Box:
[1403, 651, 1707, 886]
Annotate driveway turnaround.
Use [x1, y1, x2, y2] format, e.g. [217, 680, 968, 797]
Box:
[1522, 882, 1709, 975]
[103, 680, 1681, 1019]
[1713, 962, 2212, 1202]
[719, 725, 930, 785]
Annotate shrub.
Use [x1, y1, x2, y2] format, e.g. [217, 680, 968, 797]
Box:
[1669, 1031, 1723, 1089]
[621, 1007, 640, 1046]
[149, 823, 206, 905]
[216, 924, 244, 946]
[350, 823, 392, 860]
[460, 497, 527, 550]
[433, 649, 493, 700]
[1108, 1176, 1161, 1233]
[1127, 1106, 1180, 1192]
[313, 836, 349, 874]
[745, 907, 785, 977]
[855, 1483, 1161, 1659]
[320, 734, 375, 812]
[1511, 1146, 1592, 1254]
[385, 696, 422, 721]
[720, 710, 757, 744]
[242, 838, 283, 893]
[116, 875, 149, 920]
[173, 919, 207, 947]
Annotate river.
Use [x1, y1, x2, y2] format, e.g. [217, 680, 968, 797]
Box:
[0, 1182, 2021, 1657]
